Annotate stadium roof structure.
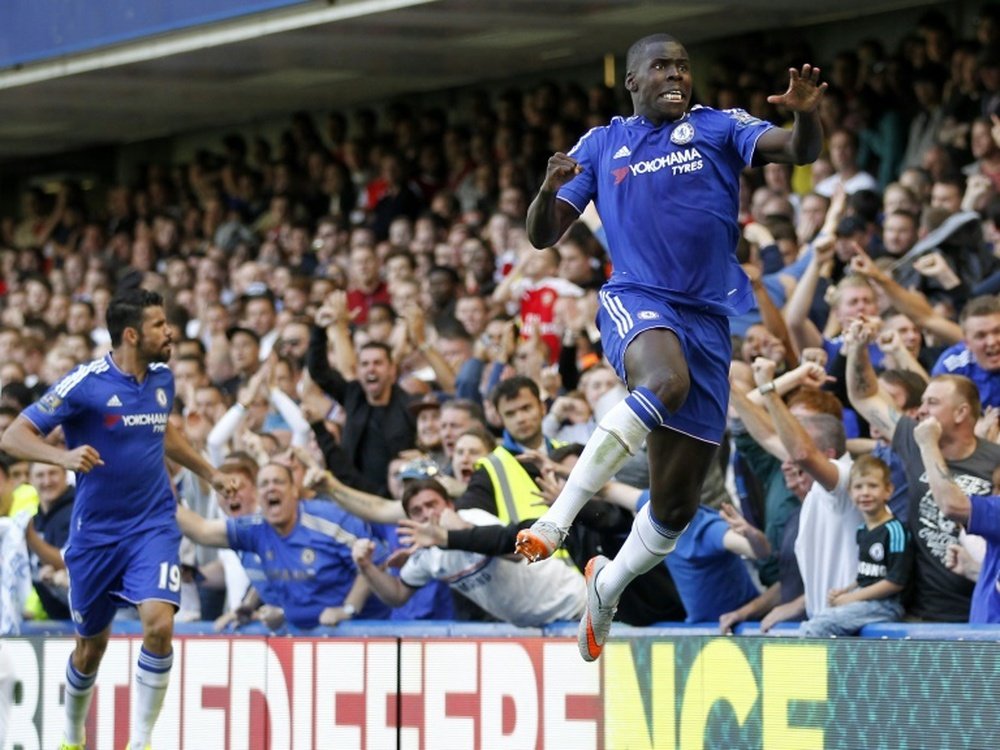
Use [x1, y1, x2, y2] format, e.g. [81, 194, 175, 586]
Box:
[0, 0, 943, 160]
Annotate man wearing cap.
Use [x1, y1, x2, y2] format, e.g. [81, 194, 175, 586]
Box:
[219, 326, 261, 398]
[410, 394, 446, 468]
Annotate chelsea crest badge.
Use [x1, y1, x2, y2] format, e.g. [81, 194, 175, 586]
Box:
[671, 122, 695, 145]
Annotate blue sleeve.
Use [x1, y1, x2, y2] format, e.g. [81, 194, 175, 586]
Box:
[779, 244, 814, 280]
[759, 244, 785, 275]
[226, 517, 261, 553]
[883, 520, 913, 586]
[930, 345, 959, 376]
[968, 496, 1000, 544]
[821, 337, 840, 368]
[697, 512, 730, 555]
[972, 268, 1000, 297]
[484, 361, 506, 399]
[455, 357, 485, 403]
[557, 126, 602, 214]
[725, 108, 776, 166]
[761, 274, 787, 307]
[21, 367, 87, 435]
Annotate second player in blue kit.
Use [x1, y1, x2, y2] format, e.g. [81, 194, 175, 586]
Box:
[514, 32, 828, 661]
[2, 288, 236, 750]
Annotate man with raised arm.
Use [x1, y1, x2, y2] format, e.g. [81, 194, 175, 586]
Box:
[845, 316, 1000, 621]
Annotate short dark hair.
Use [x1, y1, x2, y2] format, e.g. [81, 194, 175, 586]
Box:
[878, 369, 925, 411]
[490, 375, 541, 408]
[960, 295, 1000, 326]
[259, 461, 294, 483]
[401, 477, 451, 516]
[175, 354, 206, 373]
[550, 443, 585, 463]
[106, 288, 164, 347]
[440, 397, 486, 424]
[359, 340, 393, 361]
[626, 33, 680, 75]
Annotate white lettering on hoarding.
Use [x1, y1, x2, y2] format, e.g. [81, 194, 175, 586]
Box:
[315, 641, 364, 749]
[543, 642, 600, 750]
[5, 640, 40, 750]
[481, 642, 539, 749]
[426, 642, 477, 748]
[183, 639, 228, 748]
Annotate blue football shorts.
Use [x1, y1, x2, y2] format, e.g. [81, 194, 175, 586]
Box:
[597, 284, 730, 444]
[64, 528, 182, 637]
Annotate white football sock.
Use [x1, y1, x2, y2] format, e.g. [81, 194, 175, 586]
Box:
[64, 655, 97, 745]
[543, 395, 654, 530]
[596, 502, 686, 605]
[130, 647, 173, 748]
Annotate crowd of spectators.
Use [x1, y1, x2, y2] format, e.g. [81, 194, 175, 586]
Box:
[5, 6, 1000, 634]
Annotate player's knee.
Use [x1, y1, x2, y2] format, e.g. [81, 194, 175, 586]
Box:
[142, 613, 175, 649]
[643, 371, 690, 414]
[652, 502, 697, 532]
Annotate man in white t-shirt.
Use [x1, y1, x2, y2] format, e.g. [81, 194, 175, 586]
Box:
[353, 478, 585, 627]
[752, 358, 862, 618]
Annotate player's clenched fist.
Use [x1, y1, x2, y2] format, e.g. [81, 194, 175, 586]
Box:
[352, 538, 376, 568]
[63, 445, 104, 473]
[542, 152, 583, 192]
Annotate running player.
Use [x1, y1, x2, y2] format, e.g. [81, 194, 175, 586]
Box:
[1, 288, 235, 750]
[515, 33, 827, 661]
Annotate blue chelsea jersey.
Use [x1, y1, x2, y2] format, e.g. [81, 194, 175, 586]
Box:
[22, 354, 177, 548]
[558, 106, 775, 315]
[226, 500, 391, 628]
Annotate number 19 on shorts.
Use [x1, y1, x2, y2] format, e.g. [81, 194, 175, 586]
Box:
[158, 562, 181, 592]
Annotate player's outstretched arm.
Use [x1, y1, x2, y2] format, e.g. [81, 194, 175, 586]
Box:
[755, 64, 826, 165]
[0, 416, 103, 472]
[176, 503, 230, 547]
[165, 419, 235, 496]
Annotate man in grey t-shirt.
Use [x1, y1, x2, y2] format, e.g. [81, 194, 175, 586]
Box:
[846, 317, 1000, 621]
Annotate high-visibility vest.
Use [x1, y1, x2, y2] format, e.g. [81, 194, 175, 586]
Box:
[477, 444, 573, 562]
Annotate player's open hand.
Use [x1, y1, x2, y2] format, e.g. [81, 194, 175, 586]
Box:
[398, 517, 447, 550]
[542, 152, 583, 192]
[767, 64, 827, 113]
[63, 445, 103, 473]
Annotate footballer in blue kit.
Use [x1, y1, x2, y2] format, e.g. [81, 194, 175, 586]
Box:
[1, 288, 235, 750]
[514, 32, 827, 662]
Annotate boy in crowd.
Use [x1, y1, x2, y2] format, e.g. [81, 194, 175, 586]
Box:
[801, 455, 912, 637]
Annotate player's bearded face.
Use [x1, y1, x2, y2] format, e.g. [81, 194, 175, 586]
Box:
[138, 307, 173, 362]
